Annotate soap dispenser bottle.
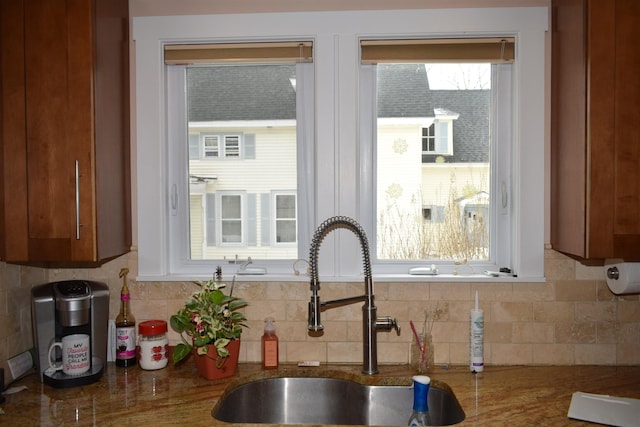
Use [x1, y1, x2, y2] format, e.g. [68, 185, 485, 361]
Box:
[407, 375, 432, 426]
[262, 317, 279, 369]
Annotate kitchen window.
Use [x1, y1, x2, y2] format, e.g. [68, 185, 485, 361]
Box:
[134, 8, 547, 280]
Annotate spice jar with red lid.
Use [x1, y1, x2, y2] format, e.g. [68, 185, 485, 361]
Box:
[137, 320, 169, 370]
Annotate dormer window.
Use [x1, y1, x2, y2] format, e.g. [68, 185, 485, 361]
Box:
[421, 119, 454, 156]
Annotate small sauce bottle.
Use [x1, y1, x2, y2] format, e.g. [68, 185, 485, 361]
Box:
[116, 268, 136, 367]
[137, 320, 169, 370]
[262, 317, 278, 369]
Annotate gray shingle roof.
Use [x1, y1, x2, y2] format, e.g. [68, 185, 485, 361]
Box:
[377, 64, 435, 118]
[187, 65, 297, 122]
[425, 89, 490, 163]
[187, 64, 489, 163]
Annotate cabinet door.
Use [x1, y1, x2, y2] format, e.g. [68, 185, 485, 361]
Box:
[24, 0, 96, 262]
[551, 0, 640, 262]
[610, 0, 640, 255]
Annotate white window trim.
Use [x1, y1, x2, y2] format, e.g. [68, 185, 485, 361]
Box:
[133, 8, 547, 282]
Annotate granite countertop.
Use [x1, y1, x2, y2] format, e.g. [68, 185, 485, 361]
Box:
[1, 362, 639, 426]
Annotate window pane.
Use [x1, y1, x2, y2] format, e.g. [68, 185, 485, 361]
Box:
[186, 64, 299, 260]
[275, 194, 296, 243]
[276, 194, 296, 218]
[221, 195, 241, 218]
[376, 63, 491, 261]
[276, 220, 296, 243]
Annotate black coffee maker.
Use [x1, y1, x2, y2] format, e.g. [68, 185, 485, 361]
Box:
[31, 280, 109, 388]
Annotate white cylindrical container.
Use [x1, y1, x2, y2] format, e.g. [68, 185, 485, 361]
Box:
[470, 291, 484, 373]
[137, 320, 169, 370]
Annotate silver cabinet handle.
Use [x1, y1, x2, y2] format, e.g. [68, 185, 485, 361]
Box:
[75, 160, 80, 239]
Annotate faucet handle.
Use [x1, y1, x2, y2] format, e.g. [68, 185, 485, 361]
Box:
[376, 316, 401, 335]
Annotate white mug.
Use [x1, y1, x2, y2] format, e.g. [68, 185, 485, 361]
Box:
[48, 334, 91, 376]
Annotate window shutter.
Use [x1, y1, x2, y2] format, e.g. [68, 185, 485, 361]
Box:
[260, 193, 271, 246]
[247, 193, 257, 246]
[206, 193, 216, 246]
[435, 121, 449, 153]
[189, 134, 200, 160]
[244, 134, 256, 159]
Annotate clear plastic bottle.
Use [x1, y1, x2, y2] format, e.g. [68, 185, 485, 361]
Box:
[261, 317, 278, 369]
[116, 269, 136, 367]
[407, 375, 432, 426]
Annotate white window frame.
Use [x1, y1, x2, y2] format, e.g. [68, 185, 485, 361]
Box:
[218, 192, 245, 246]
[134, 8, 547, 282]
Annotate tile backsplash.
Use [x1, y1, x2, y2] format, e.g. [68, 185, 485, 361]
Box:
[1, 248, 638, 369]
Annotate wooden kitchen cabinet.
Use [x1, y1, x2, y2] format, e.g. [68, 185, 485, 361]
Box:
[0, 0, 130, 265]
[551, 0, 640, 264]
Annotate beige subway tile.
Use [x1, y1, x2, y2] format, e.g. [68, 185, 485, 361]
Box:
[472, 283, 512, 302]
[284, 300, 308, 322]
[575, 263, 605, 281]
[391, 282, 430, 301]
[512, 322, 554, 344]
[544, 256, 576, 281]
[242, 339, 261, 363]
[276, 320, 309, 341]
[244, 301, 287, 323]
[555, 280, 596, 301]
[574, 344, 616, 365]
[378, 342, 408, 364]
[617, 343, 640, 365]
[287, 341, 327, 362]
[430, 282, 470, 301]
[433, 342, 450, 365]
[618, 301, 640, 322]
[132, 299, 168, 322]
[533, 343, 574, 365]
[484, 322, 512, 343]
[555, 322, 596, 344]
[377, 300, 423, 322]
[597, 322, 640, 344]
[492, 301, 533, 322]
[575, 301, 617, 323]
[533, 301, 574, 323]
[442, 301, 469, 322]
[596, 280, 618, 302]
[513, 282, 555, 302]
[327, 342, 361, 363]
[431, 321, 468, 343]
[491, 343, 533, 365]
[449, 342, 469, 365]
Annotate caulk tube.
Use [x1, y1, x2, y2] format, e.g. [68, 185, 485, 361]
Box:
[470, 290, 484, 373]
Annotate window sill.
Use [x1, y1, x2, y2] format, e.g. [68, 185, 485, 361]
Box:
[135, 273, 546, 283]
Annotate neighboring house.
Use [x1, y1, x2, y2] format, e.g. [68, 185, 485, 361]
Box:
[186, 64, 490, 260]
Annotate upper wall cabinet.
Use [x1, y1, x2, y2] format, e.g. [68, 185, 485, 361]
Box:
[0, 0, 130, 266]
[551, 0, 640, 264]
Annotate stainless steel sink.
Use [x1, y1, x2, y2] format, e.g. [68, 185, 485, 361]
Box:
[212, 376, 465, 426]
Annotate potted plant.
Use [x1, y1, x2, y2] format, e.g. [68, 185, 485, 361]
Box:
[170, 273, 248, 379]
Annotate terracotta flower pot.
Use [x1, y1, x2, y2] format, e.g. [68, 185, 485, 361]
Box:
[193, 339, 241, 380]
